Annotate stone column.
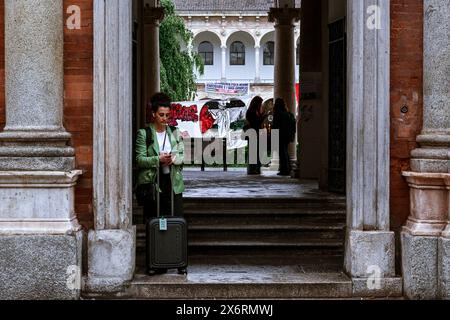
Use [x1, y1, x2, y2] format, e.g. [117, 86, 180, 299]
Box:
[86, 0, 135, 295]
[0, 0, 82, 300]
[143, 3, 164, 117]
[269, 7, 301, 176]
[221, 45, 227, 81]
[255, 45, 261, 83]
[402, 0, 450, 299]
[344, 0, 401, 297]
[85, 0, 136, 295]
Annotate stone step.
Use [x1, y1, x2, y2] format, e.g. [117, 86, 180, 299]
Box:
[134, 205, 346, 215]
[183, 202, 346, 213]
[133, 207, 346, 215]
[136, 238, 344, 257]
[133, 209, 346, 226]
[136, 225, 344, 243]
[135, 222, 345, 231]
[133, 211, 345, 224]
[134, 196, 346, 208]
[187, 239, 344, 248]
[104, 269, 353, 299]
[187, 223, 346, 231]
[189, 231, 344, 243]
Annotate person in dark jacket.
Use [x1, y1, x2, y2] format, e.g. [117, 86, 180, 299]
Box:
[245, 96, 265, 175]
[272, 98, 292, 176]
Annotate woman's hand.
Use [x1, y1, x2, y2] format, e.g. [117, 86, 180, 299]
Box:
[159, 153, 173, 166]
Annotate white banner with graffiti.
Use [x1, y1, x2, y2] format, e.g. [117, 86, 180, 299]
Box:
[205, 83, 250, 96]
[168, 100, 250, 150]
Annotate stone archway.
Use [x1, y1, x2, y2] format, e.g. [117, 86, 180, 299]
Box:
[88, 0, 399, 296]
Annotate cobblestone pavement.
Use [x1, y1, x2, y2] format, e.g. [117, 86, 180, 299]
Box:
[183, 168, 344, 199]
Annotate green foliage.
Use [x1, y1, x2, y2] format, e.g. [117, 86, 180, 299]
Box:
[160, 0, 204, 101]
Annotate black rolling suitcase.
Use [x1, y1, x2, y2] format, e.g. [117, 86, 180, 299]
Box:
[146, 168, 188, 275]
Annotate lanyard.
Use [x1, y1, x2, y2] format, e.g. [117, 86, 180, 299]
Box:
[161, 129, 172, 153]
[162, 130, 167, 151]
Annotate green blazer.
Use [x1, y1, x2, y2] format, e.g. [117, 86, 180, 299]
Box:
[135, 124, 185, 195]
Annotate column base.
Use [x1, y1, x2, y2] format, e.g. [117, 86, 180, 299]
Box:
[403, 218, 447, 237]
[401, 231, 439, 299]
[352, 277, 403, 298]
[439, 237, 450, 299]
[85, 228, 136, 294]
[345, 230, 398, 297]
[0, 157, 75, 171]
[442, 224, 450, 238]
[0, 171, 83, 234]
[410, 134, 450, 173]
[0, 130, 75, 171]
[0, 231, 83, 300]
[402, 172, 448, 236]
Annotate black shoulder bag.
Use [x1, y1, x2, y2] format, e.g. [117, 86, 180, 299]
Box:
[136, 127, 157, 207]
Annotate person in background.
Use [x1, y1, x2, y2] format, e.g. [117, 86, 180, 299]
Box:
[245, 96, 265, 175]
[272, 98, 292, 176]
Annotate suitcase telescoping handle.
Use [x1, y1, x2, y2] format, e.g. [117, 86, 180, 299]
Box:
[156, 130, 175, 218]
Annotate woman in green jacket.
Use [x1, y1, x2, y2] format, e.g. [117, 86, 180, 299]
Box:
[135, 93, 185, 222]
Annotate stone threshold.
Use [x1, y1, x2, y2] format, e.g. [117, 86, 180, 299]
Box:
[83, 264, 354, 300]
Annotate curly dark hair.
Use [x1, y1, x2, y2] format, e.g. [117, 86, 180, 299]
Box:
[150, 92, 172, 112]
[146, 92, 172, 123]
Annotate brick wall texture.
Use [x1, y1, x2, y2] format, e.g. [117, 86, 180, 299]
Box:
[390, 0, 423, 231]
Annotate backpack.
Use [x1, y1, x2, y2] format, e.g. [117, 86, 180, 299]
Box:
[286, 112, 296, 143]
[144, 125, 179, 147]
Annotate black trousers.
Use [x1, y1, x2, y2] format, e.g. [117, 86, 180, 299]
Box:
[279, 141, 292, 175]
[143, 168, 183, 222]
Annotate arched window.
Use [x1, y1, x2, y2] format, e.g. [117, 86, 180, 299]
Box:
[230, 41, 245, 65]
[198, 41, 214, 65]
[263, 41, 275, 65]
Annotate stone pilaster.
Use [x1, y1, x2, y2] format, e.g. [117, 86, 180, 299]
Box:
[255, 45, 261, 83]
[0, 0, 83, 300]
[221, 46, 227, 81]
[269, 7, 301, 175]
[343, 0, 401, 297]
[402, 0, 450, 300]
[88, 0, 135, 294]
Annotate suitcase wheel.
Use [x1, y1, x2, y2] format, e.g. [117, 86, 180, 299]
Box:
[147, 268, 167, 276]
[178, 268, 188, 275]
